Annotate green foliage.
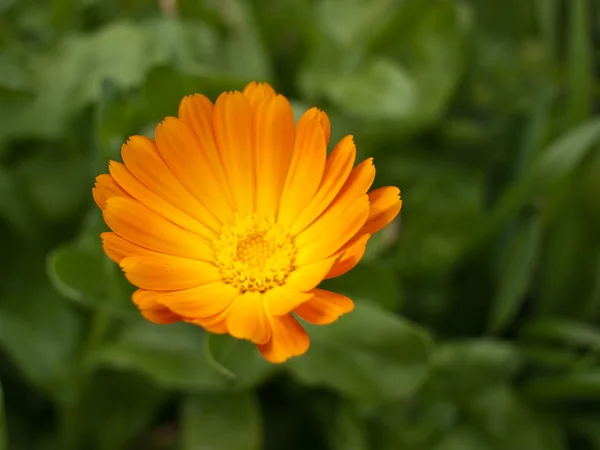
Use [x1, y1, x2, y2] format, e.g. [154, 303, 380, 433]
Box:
[1, 0, 599, 449]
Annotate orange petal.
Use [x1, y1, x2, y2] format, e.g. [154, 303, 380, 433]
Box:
[109, 161, 216, 240]
[297, 107, 331, 145]
[132, 290, 181, 324]
[295, 195, 370, 266]
[120, 254, 222, 290]
[286, 256, 338, 292]
[101, 232, 157, 263]
[121, 136, 222, 232]
[289, 135, 356, 234]
[157, 281, 238, 318]
[264, 285, 313, 316]
[253, 94, 295, 217]
[278, 118, 327, 227]
[294, 289, 354, 325]
[92, 174, 130, 210]
[188, 309, 229, 334]
[325, 233, 371, 279]
[213, 91, 255, 215]
[361, 187, 402, 235]
[258, 312, 309, 363]
[226, 292, 271, 345]
[103, 197, 214, 261]
[155, 117, 234, 224]
[177, 94, 235, 204]
[243, 81, 276, 106]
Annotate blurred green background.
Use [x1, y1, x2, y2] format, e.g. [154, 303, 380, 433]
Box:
[1, 0, 600, 449]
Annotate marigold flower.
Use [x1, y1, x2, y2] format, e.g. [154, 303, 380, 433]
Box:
[92, 82, 402, 363]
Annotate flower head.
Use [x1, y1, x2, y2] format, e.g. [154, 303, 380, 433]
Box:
[92, 82, 402, 363]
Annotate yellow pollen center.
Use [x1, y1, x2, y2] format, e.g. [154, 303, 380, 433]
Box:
[213, 214, 296, 293]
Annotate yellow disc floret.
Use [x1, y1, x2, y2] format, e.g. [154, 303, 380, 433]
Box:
[213, 214, 296, 293]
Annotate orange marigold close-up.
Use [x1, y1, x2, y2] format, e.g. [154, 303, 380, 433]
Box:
[92, 81, 402, 363]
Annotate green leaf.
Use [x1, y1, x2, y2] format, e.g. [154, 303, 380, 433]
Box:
[0, 382, 5, 450]
[287, 302, 431, 409]
[566, 0, 593, 125]
[488, 216, 543, 333]
[328, 403, 369, 450]
[522, 370, 600, 400]
[466, 386, 553, 450]
[181, 392, 262, 450]
[433, 425, 491, 450]
[218, 0, 272, 80]
[78, 370, 167, 450]
[474, 118, 600, 249]
[320, 262, 402, 310]
[424, 340, 522, 400]
[536, 203, 599, 316]
[395, 165, 485, 275]
[375, 0, 471, 129]
[0, 261, 82, 402]
[520, 318, 600, 351]
[316, 0, 402, 47]
[313, 57, 418, 122]
[47, 211, 137, 318]
[94, 322, 276, 391]
[7, 21, 169, 139]
[16, 155, 92, 223]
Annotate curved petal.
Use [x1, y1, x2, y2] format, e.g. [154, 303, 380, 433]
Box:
[361, 186, 402, 235]
[213, 91, 255, 215]
[188, 309, 229, 334]
[243, 81, 276, 106]
[285, 256, 338, 292]
[289, 135, 356, 235]
[278, 118, 326, 227]
[253, 94, 295, 217]
[132, 290, 181, 324]
[177, 94, 235, 204]
[294, 289, 354, 325]
[109, 161, 216, 240]
[264, 285, 313, 316]
[103, 197, 214, 261]
[295, 195, 370, 266]
[101, 232, 157, 263]
[296, 107, 331, 145]
[325, 233, 371, 279]
[154, 281, 238, 318]
[258, 312, 309, 363]
[226, 292, 271, 345]
[93, 174, 130, 209]
[121, 136, 222, 232]
[155, 117, 234, 224]
[120, 254, 222, 290]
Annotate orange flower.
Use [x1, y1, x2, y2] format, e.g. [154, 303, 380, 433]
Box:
[92, 82, 402, 363]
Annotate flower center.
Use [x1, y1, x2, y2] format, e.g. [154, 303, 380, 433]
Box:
[213, 214, 296, 293]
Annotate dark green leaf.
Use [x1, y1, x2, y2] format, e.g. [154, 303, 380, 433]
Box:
[0, 382, 5, 450]
[433, 425, 491, 450]
[523, 371, 600, 400]
[0, 264, 82, 402]
[328, 403, 369, 450]
[47, 211, 137, 318]
[320, 262, 402, 310]
[288, 302, 431, 408]
[94, 322, 276, 391]
[566, 0, 593, 125]
[520, 318, 600, 351]
[181, 392, 262, 450]
[488, 216, 543, 333]
[79, 371, 167, 450]
[424, 340, 522, 400]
